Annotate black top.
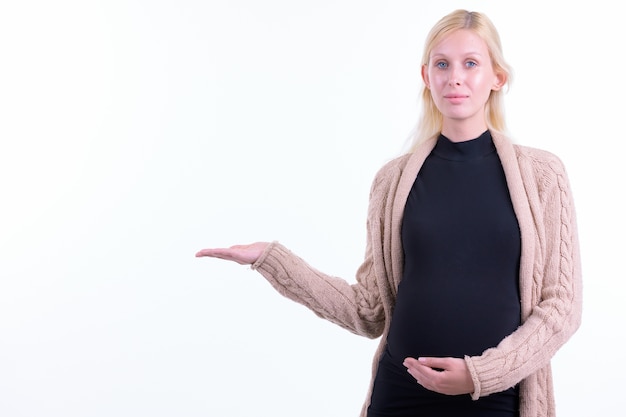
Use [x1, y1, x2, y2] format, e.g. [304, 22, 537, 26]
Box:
[368, 131, 522, 417]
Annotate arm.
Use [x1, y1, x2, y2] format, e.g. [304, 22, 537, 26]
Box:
[196, 239, 385, 338]
[196, 163, 400, 339]
[250, 238, 385, 338]
[465, 155, 583, 399]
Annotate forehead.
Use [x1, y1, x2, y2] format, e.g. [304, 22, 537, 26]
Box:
[430, 29, 490, 57]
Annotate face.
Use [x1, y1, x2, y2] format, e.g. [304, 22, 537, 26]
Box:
[422, 29, 505, 136]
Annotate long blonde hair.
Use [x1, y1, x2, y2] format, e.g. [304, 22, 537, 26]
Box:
[407, 10, 513, 152]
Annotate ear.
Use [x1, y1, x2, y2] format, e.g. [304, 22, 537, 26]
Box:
[492, 71, 507, 91]
[421, 64, 430, 89]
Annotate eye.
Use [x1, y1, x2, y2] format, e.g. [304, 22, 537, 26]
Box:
[435, 61, 448, 69]
[465, 60, 478, 68]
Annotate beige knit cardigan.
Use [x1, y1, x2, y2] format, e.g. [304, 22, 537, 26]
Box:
[252, 132, 583, 417]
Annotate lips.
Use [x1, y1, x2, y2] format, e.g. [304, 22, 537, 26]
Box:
[444, 94, 468, 104]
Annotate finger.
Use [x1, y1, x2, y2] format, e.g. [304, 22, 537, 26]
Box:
[403, 365, 422, 384]
[195, 248, 231, 258]
[403, 358, 423, 376]
[416, 357, 449, 371]
[403, 357, 419, 367]
[403, 357, 435, 373]
[403, 358, 431, 382]
[195, 249, 217, 257]
[195, 249, 211, 257]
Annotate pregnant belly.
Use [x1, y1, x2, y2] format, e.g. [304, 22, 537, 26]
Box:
[385, 275, 521, 360]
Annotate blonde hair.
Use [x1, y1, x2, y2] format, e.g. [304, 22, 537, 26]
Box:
[407, 10, 513, 152]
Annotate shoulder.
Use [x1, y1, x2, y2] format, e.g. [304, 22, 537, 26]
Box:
[512, 144, 571, 196]
[368, 137, 436, 202]
[494, 132, 567, 176]
[367, 153, 412, 195]
[513, 144, 568, 175]
[514, 144, 563, 164]
[365, 153, 412, 211]
[373, 153, 412, 181]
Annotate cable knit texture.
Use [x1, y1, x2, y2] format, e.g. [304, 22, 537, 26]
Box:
[251, 132, 582, 417]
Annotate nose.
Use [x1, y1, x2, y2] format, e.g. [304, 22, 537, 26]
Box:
[448, 75, 461, 86]
[449, 66, 462, 86]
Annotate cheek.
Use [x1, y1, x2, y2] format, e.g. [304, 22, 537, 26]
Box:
[472, 74, 496, 93]
[428, 72, 446, 91]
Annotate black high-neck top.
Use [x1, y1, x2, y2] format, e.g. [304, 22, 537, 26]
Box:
[368, 131, 521, 417]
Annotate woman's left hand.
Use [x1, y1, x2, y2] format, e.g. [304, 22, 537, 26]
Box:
[403, 356, 474, 396]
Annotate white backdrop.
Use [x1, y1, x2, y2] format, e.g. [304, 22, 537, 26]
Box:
[1, 1, 623, 416]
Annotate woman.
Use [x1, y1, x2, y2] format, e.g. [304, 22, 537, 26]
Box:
[196, 9, 582, 417]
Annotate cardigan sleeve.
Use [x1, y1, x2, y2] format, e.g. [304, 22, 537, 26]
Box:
[465, 151, 583, 399]
[249, 165, 397, 339]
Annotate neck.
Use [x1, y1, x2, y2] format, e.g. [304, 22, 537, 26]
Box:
[441, 121, 489, 143]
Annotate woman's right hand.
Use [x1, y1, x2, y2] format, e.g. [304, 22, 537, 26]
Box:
[195, 242, 270, 265]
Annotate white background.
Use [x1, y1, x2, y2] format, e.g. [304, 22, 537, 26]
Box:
[0, 1, 623, 416]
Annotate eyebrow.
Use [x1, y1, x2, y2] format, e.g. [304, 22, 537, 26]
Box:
[430, 52, 485, 59]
